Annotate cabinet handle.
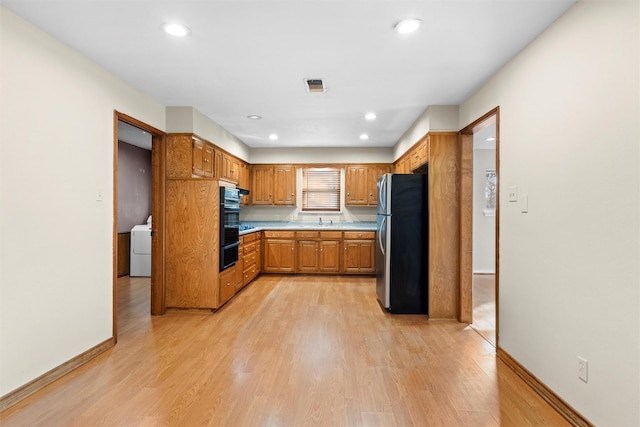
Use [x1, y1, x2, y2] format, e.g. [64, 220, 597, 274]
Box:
[291, 192, 294, 196]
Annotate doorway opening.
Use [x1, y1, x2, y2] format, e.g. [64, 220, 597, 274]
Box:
[459, 108, 499, 346]
[113, 112, 165, 343]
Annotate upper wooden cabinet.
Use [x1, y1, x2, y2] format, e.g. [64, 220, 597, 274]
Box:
[273, 165, 296, 205]
[221, 153, 241, 183]
[192, 137, 214, 178]
[251, 164, 296, 206]
[345, 164, 390, 206]
[394, 134, 431, 174]
[409, 136, 429, 171]
[166, 133, 247, 182]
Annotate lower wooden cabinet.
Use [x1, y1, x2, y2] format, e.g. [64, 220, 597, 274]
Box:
[241, 232, 260, 286]
[296, 231, 342, 273]
[219, 265, 236, 306]
[342, 231, 376, 274]
[263, 231, 296, 273]
[261, 230, 375, 275]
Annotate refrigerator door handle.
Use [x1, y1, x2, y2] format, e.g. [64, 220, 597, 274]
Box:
[378, 216, 386, 256]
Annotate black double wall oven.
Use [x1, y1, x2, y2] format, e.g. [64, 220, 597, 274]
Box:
[220, 187, 240, 271]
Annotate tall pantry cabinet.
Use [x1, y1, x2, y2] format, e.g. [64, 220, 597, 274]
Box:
[164, 133, 227, 309]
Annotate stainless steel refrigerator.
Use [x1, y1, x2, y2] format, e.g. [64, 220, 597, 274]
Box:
[375, 173, 428, 314]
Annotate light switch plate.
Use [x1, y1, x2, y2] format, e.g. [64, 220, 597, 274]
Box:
[508, 186, 518, 202]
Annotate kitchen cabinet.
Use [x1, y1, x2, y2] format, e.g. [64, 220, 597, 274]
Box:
[296, 231, 342, 273]
[263, 231, 296, 273]
[409, 136, 429, 172]
[235, 235, 245, 290]
[221, 153, 240, 183]
[345, 164, 390, 206]
[367, 165, 390, 205]
[273, 165, 296, 205]
[251, 164, 296, 206]
[251, 165, 273, 205]
[342, 231, 376, 274]
[219, 265, 236, 307]
[238, 162, 250, 205]
[345, 165, 368, 205]
[241, 232, 260, 286]
[165, 179, 221, 309]
[192, 137, 214, 178]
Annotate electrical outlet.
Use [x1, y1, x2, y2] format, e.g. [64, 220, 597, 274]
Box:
[578, 356, 588, 383]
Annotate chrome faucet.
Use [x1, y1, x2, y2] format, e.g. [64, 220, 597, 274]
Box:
[319, 217, 322, 225]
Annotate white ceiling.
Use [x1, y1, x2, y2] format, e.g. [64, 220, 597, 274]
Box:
[3, 0, 575, 149]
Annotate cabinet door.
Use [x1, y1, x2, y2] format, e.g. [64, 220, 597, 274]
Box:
[203, 144, 214, 177]
[367, 165, 390, 206]
[264, 239, 296, 273]
[319, 240, 341, 272]
[252, 166, 273, 205]
[278, 240, 296, 272]
[357, 240, 375, 273]
[192, 139, 205, 177]
[219, 265, 236, 306]
[345, 165, 368, 205]
[297, 240, 318, 273]
[342, 240, 375, 273]
[238, 162, 250, 205]
[273, 165, 296, 205]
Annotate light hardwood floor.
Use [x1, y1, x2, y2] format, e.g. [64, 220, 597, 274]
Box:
[1, 275, 569, 426]
[471, 274, 496, 345]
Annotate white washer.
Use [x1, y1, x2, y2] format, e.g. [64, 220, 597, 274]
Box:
[130, 224, 151, 277]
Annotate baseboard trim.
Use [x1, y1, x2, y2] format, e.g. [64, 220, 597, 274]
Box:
[497, 347, 594, 427]
[0, 337, 114, 412]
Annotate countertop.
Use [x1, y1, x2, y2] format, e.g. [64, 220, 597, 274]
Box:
[239, 221, 376, 235]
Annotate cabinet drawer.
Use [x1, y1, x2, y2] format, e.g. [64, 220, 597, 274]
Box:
[243, 232, 258, 243]
[263, 230, 295, 238]
[243, 265, 257, 283]
[320, 231, 343, 239]
[244, 241, 257, 253]
[343, 231, 375, 239]
[242, 252, 257, 266]
[296, 231, 319, 239]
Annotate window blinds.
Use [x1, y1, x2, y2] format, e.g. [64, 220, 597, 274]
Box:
[301, 168, 341, 211]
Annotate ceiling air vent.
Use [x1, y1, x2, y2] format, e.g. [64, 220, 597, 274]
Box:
[305, 79, 326, 93]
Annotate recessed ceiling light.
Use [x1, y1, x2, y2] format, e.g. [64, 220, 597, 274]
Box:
[247, 115, 262, 120]
[365, 112, 377, 121]
[360, 134, 369, 140]
[269, 134, 278, 141]
[394, 18, 423, 34]
[162, 23, 191, 37]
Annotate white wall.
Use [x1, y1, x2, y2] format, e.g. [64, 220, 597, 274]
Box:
[166, 106, 251, 162]
[392, 105, 459, 160]
[249, 146, 393, 164]
[472, 149, 496, 273]
[459, 1, 639, 425]
[0, 8, 165, 396]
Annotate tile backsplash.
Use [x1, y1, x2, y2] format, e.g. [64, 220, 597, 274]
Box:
[240, 206, 376, 223]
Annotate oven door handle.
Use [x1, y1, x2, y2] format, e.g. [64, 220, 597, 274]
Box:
[223, 241, 240, 249]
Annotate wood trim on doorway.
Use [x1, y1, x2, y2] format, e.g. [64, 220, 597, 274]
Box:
[458, 107, 500, 343]
[113, 111, 166, 343]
